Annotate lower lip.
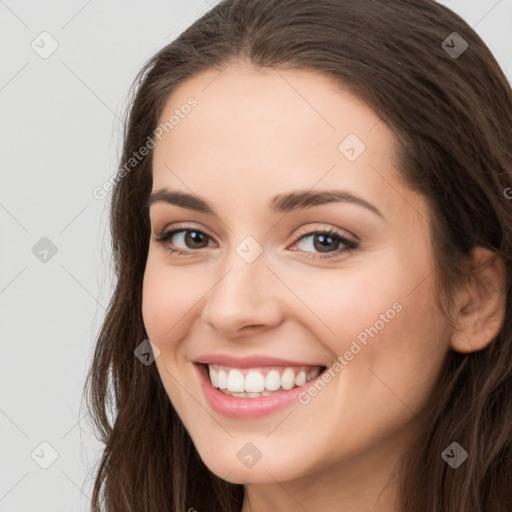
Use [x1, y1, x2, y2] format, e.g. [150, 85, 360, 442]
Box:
[194, 363, 324, 419]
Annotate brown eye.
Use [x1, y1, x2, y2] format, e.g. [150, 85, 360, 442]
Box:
[312, 232, 341, 253]
[154, 228, 214, 254]
[183, 230, 209, 249]
[292, 229, 358, 260]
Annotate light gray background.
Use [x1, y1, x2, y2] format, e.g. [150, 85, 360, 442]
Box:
[1, 1, 510, 510]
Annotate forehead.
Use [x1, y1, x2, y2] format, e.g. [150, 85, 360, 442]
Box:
[150, 61, 427, 225]
[155, 61, 382, 154]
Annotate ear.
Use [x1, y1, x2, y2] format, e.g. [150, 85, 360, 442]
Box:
[450, 246, 507, 354]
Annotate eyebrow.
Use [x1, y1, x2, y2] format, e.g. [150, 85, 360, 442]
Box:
[145, 188, 385, 220]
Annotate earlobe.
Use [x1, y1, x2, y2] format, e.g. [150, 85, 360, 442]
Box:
[450, 246, 507, 354]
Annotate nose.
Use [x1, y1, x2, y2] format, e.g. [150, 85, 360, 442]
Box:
[200, 251, 284, 338]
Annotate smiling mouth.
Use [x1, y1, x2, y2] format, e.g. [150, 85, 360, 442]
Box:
[200, 363, 328, 398]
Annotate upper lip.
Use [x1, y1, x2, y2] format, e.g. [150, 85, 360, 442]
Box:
[194, 353, 326, 368]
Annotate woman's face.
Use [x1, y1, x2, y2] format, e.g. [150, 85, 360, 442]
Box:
[142, 62, 453, 488]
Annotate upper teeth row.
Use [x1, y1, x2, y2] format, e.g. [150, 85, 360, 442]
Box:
[208, 365, 322, 393]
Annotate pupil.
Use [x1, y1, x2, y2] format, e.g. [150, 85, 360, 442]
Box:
[186, 231, 206, 248]
[314, 234, 338, 253]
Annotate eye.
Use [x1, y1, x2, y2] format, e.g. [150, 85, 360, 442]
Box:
[152, 225, 359, 260]
[153, 226, 215, 256]
[289, 228, 358, 260]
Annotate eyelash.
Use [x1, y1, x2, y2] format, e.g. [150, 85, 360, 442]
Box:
[152, 225, 359, 261]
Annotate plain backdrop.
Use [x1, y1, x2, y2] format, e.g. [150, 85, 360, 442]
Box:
[1, 1, 511, 510]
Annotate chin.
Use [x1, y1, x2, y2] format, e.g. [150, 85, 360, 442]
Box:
[195, 444, 306, 485]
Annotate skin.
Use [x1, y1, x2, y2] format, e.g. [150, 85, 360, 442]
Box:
[141, 61, 506, 511]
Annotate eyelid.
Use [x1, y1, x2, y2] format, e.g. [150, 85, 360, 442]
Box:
[155, 221, 217, 242]
[293, 223, 358, 243]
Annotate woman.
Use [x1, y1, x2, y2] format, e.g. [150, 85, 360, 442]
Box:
[84, 1, 512, 510]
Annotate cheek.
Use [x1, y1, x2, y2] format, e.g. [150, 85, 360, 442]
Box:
[297, 268, 402, 355]
[142, 251, 224, 353]
[141, 255, 199, 343]
[309, 264, 446, 393]
[141, 259, 202, 401]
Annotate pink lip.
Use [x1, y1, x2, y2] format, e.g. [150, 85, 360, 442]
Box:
[194, 353, 324, 368]
[194, 363, 326, 419]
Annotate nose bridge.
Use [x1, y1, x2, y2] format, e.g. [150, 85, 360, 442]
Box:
[200, 236, 282, 335]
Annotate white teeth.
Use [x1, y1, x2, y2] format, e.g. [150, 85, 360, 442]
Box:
[295, 371, 306, 387]
[209, 366, 219, 388]
[265, 370, 281, 391]
[281, 368, 295, 390]
[245, 371, 266, 393]
[223, 390, 273, 397]
[207, 364, 324, 395]
[309, 367, 321, 380]
[226, 369, 245, 392]
[217, 369, 228, 390]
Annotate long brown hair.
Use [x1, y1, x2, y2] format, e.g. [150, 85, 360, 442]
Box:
[83, 1, 512, 510]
